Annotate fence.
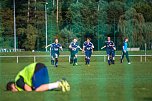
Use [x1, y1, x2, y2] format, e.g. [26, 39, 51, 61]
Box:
[0, 55, 152, 63]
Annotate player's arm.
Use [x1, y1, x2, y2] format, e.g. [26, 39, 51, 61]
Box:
[16, 76, 32, 91]
[122, 46, 126, 53]
[69, 43, 72, 49]
[24, 84, 32, 91]
[92, 44, 94, 53]
[78, 46, 82, 51]
[113, 43, 116, 50]
[60, 46, 63, 51]
[82, 45, 85, 52]
[101, 45, 106, 50]
[45, 44, 51, 48]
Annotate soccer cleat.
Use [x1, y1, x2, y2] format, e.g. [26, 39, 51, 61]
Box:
[62, 80, 70, 92]
[120, 59, 123, 63]
[128, 62, 131, 64]
[58, 81, 66, 92]
[75, 63, 78, 66]
[58, 79, 70, 92]
[54, 65, 58, 67]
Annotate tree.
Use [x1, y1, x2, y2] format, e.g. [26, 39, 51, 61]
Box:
[118, 8, 145, 47]
[23, 24, 37, 50]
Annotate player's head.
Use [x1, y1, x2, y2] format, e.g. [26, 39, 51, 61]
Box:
[54, 38, 58, 43]
[124, 37, 128, 42]
[6, 81, 18, 92]
[73, 38, 77, 43]
[107, 37, 111, 41]
[86, 38, 91, 43]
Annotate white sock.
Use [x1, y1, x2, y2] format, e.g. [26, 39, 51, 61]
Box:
[48, 82, 59, 90]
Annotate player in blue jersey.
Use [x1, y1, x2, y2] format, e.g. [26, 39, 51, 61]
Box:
[69, 38, 82, 66]
[101, 37, 116, 65]
[120, 37, 131, 64]
[46, 38, 63, 67]
[83, 38, 94, 66]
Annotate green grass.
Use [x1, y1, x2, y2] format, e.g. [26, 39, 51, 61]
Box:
[0, 61, 152, 101]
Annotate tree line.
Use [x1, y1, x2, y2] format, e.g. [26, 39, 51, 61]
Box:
[0, 0, 152, 51]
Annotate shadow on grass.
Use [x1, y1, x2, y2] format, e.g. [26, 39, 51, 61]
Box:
[143, 97, 152, 101]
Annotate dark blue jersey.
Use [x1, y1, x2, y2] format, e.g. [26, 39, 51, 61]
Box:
[69, 42, 81, 52]
[105, 41, 115, 51]
[51, 43, 62, 54]
[83, 41, 94, 52]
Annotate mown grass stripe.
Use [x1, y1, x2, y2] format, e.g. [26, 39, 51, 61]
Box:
[124, 63, 134, 101]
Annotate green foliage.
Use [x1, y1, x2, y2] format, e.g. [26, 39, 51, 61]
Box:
[23, 24, 38, 50]
[0, 0, 152, 50]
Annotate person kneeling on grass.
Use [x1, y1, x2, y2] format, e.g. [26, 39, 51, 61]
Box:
[6, 62, 70, 92]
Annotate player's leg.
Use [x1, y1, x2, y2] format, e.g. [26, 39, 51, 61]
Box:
[120, 51, 125, 63]
[32, 63, 50, 89]
[35, 79, 70, 92]
[51, 56, 55, 65]
[126, 51, 131, 64]
[54, 53, 58, 67]
[32, 63, 70, 92]
[112, 51, 115, 64]
[70, 52, 74, 64]
[87, 52, 92, 65]
[73, 54, 78, 66]
[85, 52, 88, 65]
[106, 50, 111, 65]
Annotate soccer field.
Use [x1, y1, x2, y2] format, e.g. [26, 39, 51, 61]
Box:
[0, 61, 152, 101]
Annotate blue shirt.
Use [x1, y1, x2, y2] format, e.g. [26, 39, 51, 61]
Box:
[69, 42, 81, 52]
[123, 42, 128, 51]
[51, 43, 62, 53]
[105, 41, 115, 51]
[83, 41, 94, 52]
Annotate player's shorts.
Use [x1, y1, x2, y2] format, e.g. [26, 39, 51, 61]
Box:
[106, 50, 115, 57]
[85, 51, 92, 58]
[32, 63, 49, 90]
[71, 51, 78, 57]
[52, 52, 59, 58]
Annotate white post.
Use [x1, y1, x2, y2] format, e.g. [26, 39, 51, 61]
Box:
[56, 0, 58, 26]
[53, 0, 55, 6]
[34, 56, 36, 63]
[69, 55, 70, 63]
[13, 0, 16, 52]
[145, 43, 147, 62]
[45, 3, 48, 52]
[17, 56, 18, 63]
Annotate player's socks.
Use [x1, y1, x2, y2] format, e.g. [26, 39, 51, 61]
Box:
[120, 59, 123, 63]
[88, 58, 90, 64]
[112, 60, 115, 64]
[51, 60, 54, 65]
[73, 58, 76, 66]
[75, 58, 77, 63]
[85, 58, 87, 65]
[108, 60, 111, 65]
[55, 58, 58, 67]
[70, 58, 73, 64]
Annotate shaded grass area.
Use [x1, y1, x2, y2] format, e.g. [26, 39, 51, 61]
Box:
[0, 62, 152, 101]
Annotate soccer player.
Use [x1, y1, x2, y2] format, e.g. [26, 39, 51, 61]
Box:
[46, 38, 63, 67]
[101, 37, 116, 65]
[6, 62, 70, 92]
[69, 38, 82, 66]
[83, 38, 94, 66]
[120, 37, 131, 64]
